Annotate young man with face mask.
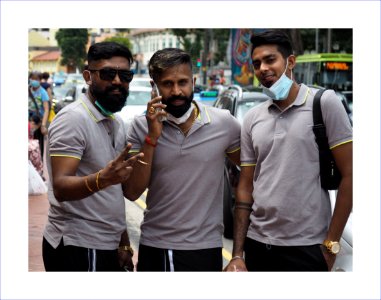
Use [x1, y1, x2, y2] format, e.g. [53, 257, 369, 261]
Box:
[225, 30, 353, 271]
[43, 42, 143, 271]
[125, 48, 241, 271]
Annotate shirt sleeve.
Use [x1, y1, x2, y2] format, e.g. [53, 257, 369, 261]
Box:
[40, 88, 50, 102]
[240, 109, 256, 166]
[48, 109, 86, 159]
[225, 111, 241, 154]
[126, 116, 147, 153]
[321, 89, 353, 148]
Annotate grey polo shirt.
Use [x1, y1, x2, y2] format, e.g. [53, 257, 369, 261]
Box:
[44, 94, 129, 250]
[241, 84, 352, 246]
[127, 101, 241, 250]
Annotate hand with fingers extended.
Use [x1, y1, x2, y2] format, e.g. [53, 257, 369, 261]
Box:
[98, 144, 144, 189]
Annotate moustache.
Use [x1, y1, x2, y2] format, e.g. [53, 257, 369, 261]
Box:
[105, 85, 128, 95]
[163, 95, 191, 105]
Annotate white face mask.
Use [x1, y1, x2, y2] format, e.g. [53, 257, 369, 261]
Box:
[262, 59, 293, 101]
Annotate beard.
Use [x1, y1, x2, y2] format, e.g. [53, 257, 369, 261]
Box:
[163, 92, 194, 118]
[90, 84, 129, 113]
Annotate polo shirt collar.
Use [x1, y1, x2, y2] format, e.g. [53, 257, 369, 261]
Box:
[80, 93, 115, 123]
[194, 100, 211, 125]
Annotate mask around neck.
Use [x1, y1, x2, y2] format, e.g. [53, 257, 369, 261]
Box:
[166, 103, 194, 124]
[262, 59, 293, 101]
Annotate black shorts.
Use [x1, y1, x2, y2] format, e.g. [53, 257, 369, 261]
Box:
[137, 244, 222, 272]
[244, 237, 328, 271]
[42, 237, 123, 272]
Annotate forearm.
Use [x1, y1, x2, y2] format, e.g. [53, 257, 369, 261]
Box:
[42, 103, 49, 126]
[123, 141, 156, 200]
[52, 171, 104, 202]
[232, 202, 253, 257]
[326, 175, 353, 241]
[119, 230, 131, 247]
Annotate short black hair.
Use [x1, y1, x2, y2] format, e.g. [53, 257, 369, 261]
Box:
[148, 48, 192, 82]
[41, 72, 50, 80]
[87, 41, 133, 65]
[250, 30, 293, 59]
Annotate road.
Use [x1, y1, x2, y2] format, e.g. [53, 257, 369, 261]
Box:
[124, 190, 233, 270]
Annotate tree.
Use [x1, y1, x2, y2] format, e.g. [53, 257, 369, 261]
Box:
[171, 29, 203, 69]
[104, 34, 133, 51]
[55, 29, 88, 73]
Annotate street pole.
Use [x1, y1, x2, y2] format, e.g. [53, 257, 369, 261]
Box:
[202, 30, 210, 86]
[327, 29, 332, 53]
[315, 29, 319, 53]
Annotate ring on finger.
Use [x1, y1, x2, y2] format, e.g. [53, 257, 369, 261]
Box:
[148, 106, 155, 115]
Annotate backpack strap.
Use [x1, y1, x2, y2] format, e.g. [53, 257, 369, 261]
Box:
[312, 89, 330, 151]
[312, 88, 326, 127]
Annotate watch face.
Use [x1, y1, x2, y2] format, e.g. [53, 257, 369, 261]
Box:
[331, 242, 341, 254]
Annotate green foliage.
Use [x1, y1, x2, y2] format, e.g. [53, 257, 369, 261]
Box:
[171, 29, 230, 68]
[104, 35, 133, 51]
[171, 29, 202, 68]
[55, 29, 88, 71]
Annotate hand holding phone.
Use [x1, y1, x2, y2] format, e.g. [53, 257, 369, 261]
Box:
[151, 82, 166, 122]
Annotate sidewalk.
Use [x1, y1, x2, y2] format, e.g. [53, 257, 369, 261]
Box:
[28, 192, 49, 272]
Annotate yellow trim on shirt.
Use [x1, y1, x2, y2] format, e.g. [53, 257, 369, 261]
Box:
[240, 163, 256, 167]
[50, 154, 81, 160]
[226, 147, 240, 154]
[301, 88, 310, 105]
[80, 100, 99, 123]
[129, 149, 140, 153]
[330, 139, 353, 150]
[204, 106, 211, 123]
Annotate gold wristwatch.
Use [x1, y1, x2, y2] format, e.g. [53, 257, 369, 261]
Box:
[323, 239, 341, 255]
[118, 245, 134, 256]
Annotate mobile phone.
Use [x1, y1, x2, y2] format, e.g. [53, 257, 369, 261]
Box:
[152, 82, 161, 97]
[152, 82, 166, 122]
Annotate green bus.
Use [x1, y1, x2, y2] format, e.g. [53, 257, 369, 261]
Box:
[294, 53, 352, 92]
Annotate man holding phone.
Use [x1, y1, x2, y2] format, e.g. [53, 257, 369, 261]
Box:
[43, 42, 143, 271]
[125, 48, 241, 271]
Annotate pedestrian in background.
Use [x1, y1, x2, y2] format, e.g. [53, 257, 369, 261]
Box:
[125, 48, 241, 271]
[28, 71, 50, 158]
[40, 72, 53, 105]
[225, 30, 353, 272]
[43, 42, 142, 271]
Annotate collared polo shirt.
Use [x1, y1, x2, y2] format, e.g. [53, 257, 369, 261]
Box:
[44, 94, 129, 250]
[241, 84, 353, 246]
[127, 101, 241, 250]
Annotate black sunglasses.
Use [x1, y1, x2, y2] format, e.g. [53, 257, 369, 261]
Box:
[88, 68, 134, 83]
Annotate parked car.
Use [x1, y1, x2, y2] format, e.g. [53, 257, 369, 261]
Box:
[129, 76, 152, 89]
[116, 86, 151, 127]
[54, 84, 87, 113]
[52, 72, 67, 87]
[213, 85, 270, 239]
[214, 85, 353, 272]
[65, 73, 86, 85]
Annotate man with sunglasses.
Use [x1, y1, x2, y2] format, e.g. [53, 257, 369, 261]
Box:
[43, 42, 142, 271]
[124, 48, 241, 271]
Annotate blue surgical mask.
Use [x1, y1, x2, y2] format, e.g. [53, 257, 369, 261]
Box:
[30, 79, 40, 88]
[262, 59, 293, 101]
